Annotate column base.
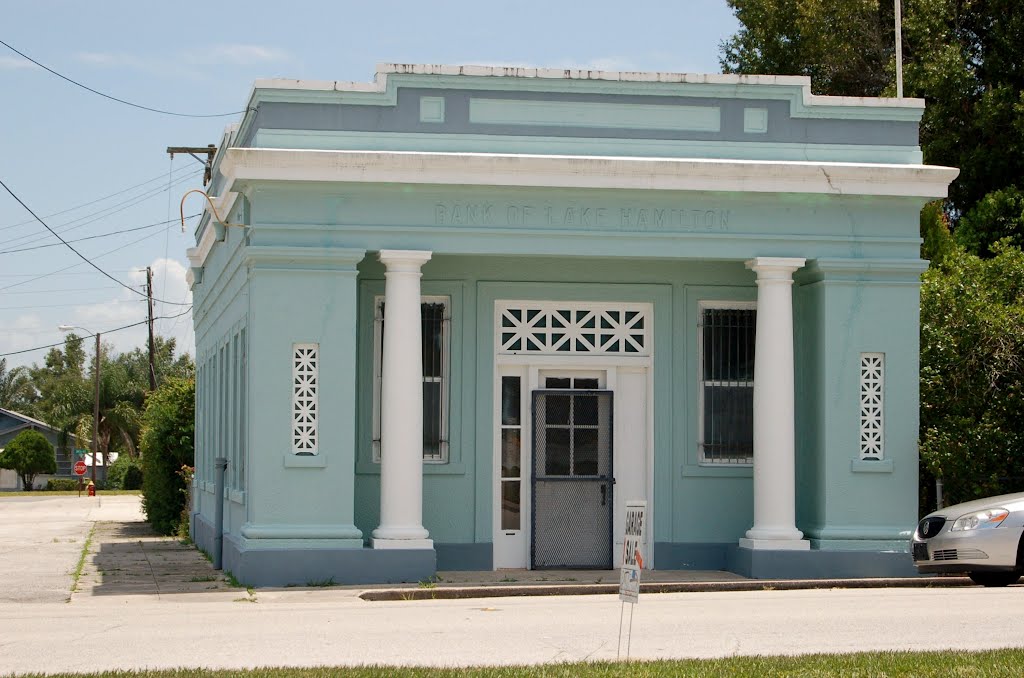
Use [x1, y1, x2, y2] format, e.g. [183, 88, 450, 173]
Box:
[739, 537, 810, 551]
[371, 538, 434, 550]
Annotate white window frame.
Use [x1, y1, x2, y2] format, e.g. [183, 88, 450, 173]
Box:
[372, 295, 451, 463]
[697, 300, 757, 466]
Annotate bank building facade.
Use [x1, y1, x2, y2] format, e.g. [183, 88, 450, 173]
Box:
[188, 64, 957, 585]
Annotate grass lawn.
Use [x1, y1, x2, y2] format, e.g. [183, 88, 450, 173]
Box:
[13, 649, 1024, 677]
[0, 490, 141, 497]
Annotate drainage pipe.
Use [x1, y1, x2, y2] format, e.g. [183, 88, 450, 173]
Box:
[213, 457, 228, 570]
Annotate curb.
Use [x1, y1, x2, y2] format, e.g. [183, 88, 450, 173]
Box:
[359, 576, 975, 601]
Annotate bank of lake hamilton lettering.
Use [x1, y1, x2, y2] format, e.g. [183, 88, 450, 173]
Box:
[434, 203, 730, 231]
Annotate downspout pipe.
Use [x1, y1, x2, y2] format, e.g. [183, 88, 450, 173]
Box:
[213, 457, 228, 570]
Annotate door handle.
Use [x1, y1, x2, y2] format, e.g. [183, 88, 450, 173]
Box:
[600, 485, 606, 506]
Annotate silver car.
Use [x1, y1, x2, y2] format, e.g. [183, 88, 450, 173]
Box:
[912, 491, 1024, 586]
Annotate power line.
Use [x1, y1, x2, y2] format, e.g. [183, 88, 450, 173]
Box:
[2, 285, 121, 295]
[0, 178, 190, 305]
[0, 226, 180, 293]
[0, 213, 199, 255]
[0, 38, 250, 118]
[0, 271, 139, 278]
[0, 164, 197, 232]
[0, 171, 200, 249]
[0, 307, 194, 358]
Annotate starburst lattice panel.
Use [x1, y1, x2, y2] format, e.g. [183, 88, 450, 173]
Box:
[859, 353, 884, 460]
[497, 302, 651, 356]
[292, 343, 319, 455]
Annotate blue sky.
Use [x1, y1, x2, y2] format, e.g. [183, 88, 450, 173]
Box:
[0, 0, 739, 368]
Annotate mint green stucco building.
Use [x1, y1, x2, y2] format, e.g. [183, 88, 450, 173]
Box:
[188, 64, 958, 586]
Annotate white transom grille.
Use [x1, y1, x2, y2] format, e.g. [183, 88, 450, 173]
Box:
[496, 302, 651, 356]
[292, 343, 319, 454]
[859, 353, 884, 461]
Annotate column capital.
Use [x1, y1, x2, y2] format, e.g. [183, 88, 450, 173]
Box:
[378, 249, 432, 272]
[745, 257, 806, 280]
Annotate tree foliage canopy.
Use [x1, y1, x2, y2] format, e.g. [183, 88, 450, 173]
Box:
[920, 242, 1024, 505]
[0, 358, 34, 412]
[25, 334, 194, 462]
[721, 0, 1024, 255]
[0, 429, 56, 490]
[140, 378, 195, 535]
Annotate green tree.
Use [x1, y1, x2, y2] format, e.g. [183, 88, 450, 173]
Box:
[0, 358, 35, 411]
[140, 378, 195, 534]
[721, 0, 1024, 255]
[721, 0, 894, 97]
[919, 242, 1024, 506]
[0, 429, 56, 490]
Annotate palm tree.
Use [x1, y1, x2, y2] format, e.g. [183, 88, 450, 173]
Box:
[0, 358, 35, 411]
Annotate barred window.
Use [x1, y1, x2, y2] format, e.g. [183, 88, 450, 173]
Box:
[699, 303, 756, 465]
[372, 296, 450, 463]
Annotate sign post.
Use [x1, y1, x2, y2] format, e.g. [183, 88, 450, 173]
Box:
[617, 500, 647, 660]
[73, 459, 87, 496]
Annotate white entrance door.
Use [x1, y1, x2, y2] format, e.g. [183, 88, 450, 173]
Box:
[493, 365, 651, 569]
[492, 301, 654, 570]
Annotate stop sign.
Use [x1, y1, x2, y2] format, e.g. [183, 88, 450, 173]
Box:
[73, 460, 87, 476]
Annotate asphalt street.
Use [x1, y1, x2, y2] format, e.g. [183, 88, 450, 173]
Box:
[2, 495, 1024, 675]
[0, 494, 142, 604]
[3, 586, 1024, 673]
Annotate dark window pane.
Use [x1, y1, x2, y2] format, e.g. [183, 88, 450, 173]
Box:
[573, 428, 599, 475]
[545, 428, 571, 475]
[423, 381, 442, 455]
[501, 377, 520, 426]
[546, 377, 571, 389]
[501, 481, 520, 530]
[573, 394, 599, 426]
[422, 303, 444, 378]
[545, 395, 570, 424]
[703, 384, 753, 461]
[501, 429, 520, 478]
[575, 378, 599, 390]
[703, 309, 756, 381]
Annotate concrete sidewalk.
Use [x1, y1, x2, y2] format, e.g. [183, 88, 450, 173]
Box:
[67, 509, 974, 602]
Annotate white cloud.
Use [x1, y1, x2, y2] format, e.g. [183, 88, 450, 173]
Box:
[74, 51, 144, 68]
[0, 56, 38, 70]
[191, 44, 293, 66]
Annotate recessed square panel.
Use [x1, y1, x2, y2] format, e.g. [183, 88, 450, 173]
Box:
[420, 96, 446, 123]
[744, 107, 769, 134]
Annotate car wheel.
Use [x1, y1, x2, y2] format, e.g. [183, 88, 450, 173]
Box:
[968, 571, 1022, 587]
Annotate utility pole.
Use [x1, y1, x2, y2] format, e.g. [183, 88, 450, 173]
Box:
[146, 266, 157, 390]
[92, 333, 100, 486]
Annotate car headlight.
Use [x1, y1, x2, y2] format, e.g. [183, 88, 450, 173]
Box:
[950, 508, 1009, 531]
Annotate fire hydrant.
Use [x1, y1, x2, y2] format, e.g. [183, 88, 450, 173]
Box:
[87, 481, 96, 497]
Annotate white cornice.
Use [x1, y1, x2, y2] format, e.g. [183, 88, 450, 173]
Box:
[251, 64, 924, 111]
[220, 148, 958, 199]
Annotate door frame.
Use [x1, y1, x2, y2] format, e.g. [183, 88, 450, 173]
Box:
[492, 355, 653, 570]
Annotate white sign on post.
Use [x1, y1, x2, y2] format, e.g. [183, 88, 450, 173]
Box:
[618, 500, 647, 604]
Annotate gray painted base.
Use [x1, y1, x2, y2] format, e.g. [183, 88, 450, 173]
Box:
[657, 542, 921, 579]
[193, 515, 436, 587]
[729, 546, 920, 579]
[435, 542, 492, 571]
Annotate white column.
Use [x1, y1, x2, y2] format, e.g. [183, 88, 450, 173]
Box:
[740, 257, 809, 551]
[372, 249, 433, 549]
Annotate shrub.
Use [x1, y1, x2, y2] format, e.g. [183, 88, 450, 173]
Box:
[107, 455, 143, 490]
[45, 478, 81, 491]
[140, 378, 194, 534]
[0, 429, 56, 490]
